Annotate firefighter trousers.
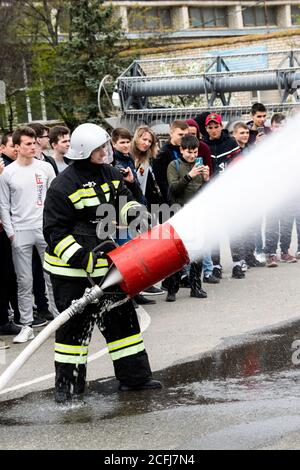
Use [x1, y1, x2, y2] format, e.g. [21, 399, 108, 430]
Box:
[50, 276, 152, 394]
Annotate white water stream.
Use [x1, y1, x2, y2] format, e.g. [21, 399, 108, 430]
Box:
[170, 113, 300, 260]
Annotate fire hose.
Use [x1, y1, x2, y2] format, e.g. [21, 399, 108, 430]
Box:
[0, 222, 189, 393]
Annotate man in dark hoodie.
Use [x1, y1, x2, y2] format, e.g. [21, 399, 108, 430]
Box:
[203, 113, 241, 176]
[152, 120, 189, 204]
[111, 127, 143, 204]
[203, 113, 245, 279]
[111, 127, 161, 304]
[247, 102, 271, 146]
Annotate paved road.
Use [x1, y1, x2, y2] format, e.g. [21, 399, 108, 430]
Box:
[0, 236, 300, 449]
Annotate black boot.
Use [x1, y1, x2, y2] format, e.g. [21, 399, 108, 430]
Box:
[166, 292, 176, 302]
[190, 288, 207, 298]
[119, 378, 162, 392]
[134, 294, 156, 305]
[189, 261, 207, 298]
[55, 363, 86, 403]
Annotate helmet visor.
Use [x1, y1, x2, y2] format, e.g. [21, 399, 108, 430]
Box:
[102, 141, 113, 164]
[90, 141, 113, 164]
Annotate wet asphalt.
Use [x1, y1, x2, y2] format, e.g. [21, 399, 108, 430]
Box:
[1, 316, 300, 449]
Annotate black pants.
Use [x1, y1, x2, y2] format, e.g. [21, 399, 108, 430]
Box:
[0, 231, 19, 325]
[212, 227, 256, 267]
[164, 261, 203, 294]
[230, 229, 256, 262]
[51, 276, 152, 394]
[264, 212, 294, 255]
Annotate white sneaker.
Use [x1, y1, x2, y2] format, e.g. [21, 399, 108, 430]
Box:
[240, 259, 248, 272]
[13, 326, 34, 344]
[295, 251, 300, 260]
[256, 252, 266, 263]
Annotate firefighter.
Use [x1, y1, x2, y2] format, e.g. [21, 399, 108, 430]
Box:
[43, 123, 162, 403]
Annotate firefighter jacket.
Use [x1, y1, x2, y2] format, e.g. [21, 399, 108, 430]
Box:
[43, 159, 141, 279]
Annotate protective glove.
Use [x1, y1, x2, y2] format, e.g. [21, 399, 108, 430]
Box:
[137, 210, 152, 234]
[127, 207, 152, 236]
[80, 250, 98, 274]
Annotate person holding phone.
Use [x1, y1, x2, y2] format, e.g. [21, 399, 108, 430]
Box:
[165, 134, 210, 302]
[185, 118, 213, 175]
[247, 102, 271, 145]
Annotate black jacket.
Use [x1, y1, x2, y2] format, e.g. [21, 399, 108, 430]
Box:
[43, 159, 140, 279]
[43, 154, 59, 175]
[152, 142, 181, 203]
[246, 121, 272, 146]
[113, 150, 143, 203]
[203, 130, 241, 175]
[1, 153, 15, 166]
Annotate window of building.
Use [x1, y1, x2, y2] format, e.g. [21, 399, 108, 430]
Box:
[128, 7, 171, 31]
[291, 5, 300, 25]
[242, 6, 277, 27]
[189, 7, 228, 28]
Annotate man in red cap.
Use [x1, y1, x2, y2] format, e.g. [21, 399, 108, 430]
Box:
[203, 113, 246, 280]
[203, 113, 241, 176]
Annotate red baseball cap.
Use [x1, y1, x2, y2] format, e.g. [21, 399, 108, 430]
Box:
[205, 113, 222, 126]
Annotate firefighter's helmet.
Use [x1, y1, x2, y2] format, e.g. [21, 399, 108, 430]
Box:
[67, 123, 112, 162]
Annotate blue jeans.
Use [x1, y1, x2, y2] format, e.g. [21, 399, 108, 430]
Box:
[202, 254, 213, 277]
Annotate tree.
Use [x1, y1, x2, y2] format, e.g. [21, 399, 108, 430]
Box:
[0, 2, 25, 130]
[47, 0, 130, 128]
[1, 0, 131, 130]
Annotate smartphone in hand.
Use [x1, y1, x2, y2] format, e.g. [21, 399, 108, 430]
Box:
[256, 127, 265, 134]
[195, 157, 203, 166]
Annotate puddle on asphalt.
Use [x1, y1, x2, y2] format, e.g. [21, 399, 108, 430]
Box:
[1, 320, 300, 425]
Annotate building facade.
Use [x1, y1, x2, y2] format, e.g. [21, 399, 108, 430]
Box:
[108, 1, 300, 40]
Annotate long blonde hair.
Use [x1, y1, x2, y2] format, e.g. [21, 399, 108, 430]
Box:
[131, 126, 157, 168]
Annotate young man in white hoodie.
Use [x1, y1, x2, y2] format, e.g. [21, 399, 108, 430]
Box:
[0, 126, 58, 343]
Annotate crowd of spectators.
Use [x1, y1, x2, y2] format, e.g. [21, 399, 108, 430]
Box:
[1, 102, 299, 347]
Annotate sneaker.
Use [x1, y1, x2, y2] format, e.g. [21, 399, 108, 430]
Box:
[281, 252, 297, 263]
[166, 292, 176, 302]
[13, 326, 34, 343]
[0, 343, 9, 350]
[134, 294, 156, 305]
[295, 251, 300, 260]
[245, 254, 265, 267]
[119, 378, 162, 392]
[203, 274, 220, 284]
[141, 286, 164, 296]
[0, 321, 22, 335]
[212, 266, 222, 279]
[266, 255, 278, 268]
[232, 265, 245, 279]
[256, 252, 266, 264]
[190, 289, 207, 298]
[32, 316, 48, 328]
[37, 309, 54, 321]
[240, 260, 248, 272]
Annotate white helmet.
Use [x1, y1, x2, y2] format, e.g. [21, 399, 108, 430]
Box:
[67, 123, 113, 163]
